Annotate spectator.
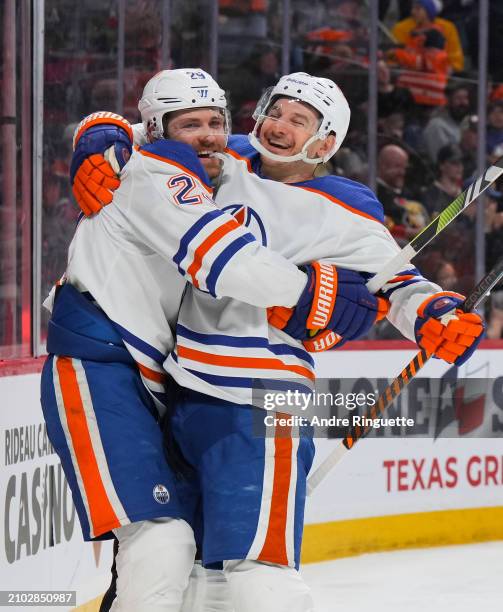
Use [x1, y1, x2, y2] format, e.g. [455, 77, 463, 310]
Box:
[377, 59, 415, 119]
[377, 144, 409, 217]
[302, 1, 369, 105]
[486, 292, 503, 339]
[421, 83, 471, 162]
[379, 111, 406, 141]
[377, 144, 428, 242]
[484, 188, 503, 269]
[392, 0, 465, 73]
[490, 84, 503, 104]
[432, 0, 478, 70]
[486, 100, 503, 156]
[220, 43, 280, 113]
[471, 187, 503, 336]
[459, 114, 478, 179]
[436, 260, 458, 290]
[377, 58, 420, 146]
[386, 8, 449, 108]
[304, 0, 367, 59]
[422, 144, 464, 216]
[331, 143, 367, 183]
[487, 3, 503, 84]
[380, 0, 413, 22]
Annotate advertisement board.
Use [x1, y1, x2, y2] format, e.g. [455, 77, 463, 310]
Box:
[1, 373, 113, 609]
[1, 348, 502, 604]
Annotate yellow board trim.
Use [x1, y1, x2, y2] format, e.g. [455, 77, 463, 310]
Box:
[73, 595, 103, 611]
[301, 506, 503, 564]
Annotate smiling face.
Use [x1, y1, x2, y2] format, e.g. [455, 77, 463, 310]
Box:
[378, 145, 409, 191]
[258, 97, 322, 159]
[253, 96, 337, 182]
[164, 108, 227, 179]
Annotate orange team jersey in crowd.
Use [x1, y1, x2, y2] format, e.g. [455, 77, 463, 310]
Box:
[392, 16, 464, 73]
[393, 25, 449, 107]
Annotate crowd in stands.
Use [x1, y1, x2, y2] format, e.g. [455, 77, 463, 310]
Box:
[38, 0, 503, 341]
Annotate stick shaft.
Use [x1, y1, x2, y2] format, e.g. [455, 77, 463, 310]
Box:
[367, 158, 503, 294]
[306, 348, 430, 494]
[307, 257, 503, 495]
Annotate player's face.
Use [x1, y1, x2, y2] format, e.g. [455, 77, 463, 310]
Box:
[258, 98, 321, 159]
[166, 108, 227, 179]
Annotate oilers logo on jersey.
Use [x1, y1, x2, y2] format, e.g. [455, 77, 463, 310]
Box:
[153, 484, 171, 504]
[222, 204, 268, 246]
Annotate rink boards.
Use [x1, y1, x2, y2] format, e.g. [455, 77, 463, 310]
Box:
[304, 346, 503, 560]
[1, 346, 502, 607]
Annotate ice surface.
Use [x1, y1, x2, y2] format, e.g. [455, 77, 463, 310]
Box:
[301, 542, 503, 611]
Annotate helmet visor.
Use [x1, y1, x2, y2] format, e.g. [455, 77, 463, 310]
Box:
[254, 91, 321, 136]
[252, 96, 323, 161]
[163, 107, 231, 140]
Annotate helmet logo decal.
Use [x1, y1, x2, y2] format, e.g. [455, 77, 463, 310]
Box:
[138, 68, 229, 142]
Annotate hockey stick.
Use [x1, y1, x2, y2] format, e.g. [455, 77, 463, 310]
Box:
[306, 162, 503, 491]
[366, 156, 503, 294]
[307, 256, 503, 494]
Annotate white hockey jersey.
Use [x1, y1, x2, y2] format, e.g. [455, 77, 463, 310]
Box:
[164, 135, 441, 405]
[63, 139, 306, 403]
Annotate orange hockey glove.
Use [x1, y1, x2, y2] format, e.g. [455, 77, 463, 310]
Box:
[414, 292, 484, 366]
[70, 112, 133, 215]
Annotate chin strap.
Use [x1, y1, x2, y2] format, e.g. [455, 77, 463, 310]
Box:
[248, 130, 329, 165]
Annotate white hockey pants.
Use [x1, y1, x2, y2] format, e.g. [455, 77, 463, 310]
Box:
[110, 517, 195, 612]
[224, 559, 315, 612]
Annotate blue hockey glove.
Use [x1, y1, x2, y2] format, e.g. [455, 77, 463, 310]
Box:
[268, 262, 389, 352]
[70, 112, 133, 215]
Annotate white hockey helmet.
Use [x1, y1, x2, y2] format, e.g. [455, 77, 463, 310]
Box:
[138, 68, 230, 141]
[249, 72, 351, 164]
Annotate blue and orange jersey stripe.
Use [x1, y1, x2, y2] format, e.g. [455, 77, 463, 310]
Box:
[177, 345, 315, 381]
[186, 218, 241, 287]
[55, 357, 122, 535]
[258, 417, 293, 567]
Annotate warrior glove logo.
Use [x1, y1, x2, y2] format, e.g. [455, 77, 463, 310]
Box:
[153, 484, 170, 504]
[307, 262, 337, 329]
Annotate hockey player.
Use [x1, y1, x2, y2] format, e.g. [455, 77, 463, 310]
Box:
[42, 70, 385, 612]
[72, 70, 484, 612]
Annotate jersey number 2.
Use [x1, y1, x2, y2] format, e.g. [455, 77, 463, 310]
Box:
[167, 174, 203, 205]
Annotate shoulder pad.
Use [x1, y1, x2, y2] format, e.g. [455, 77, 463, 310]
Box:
[139, 139, 211, 188]
[227, 134, 260, 161]
[296, 175, 385, 224]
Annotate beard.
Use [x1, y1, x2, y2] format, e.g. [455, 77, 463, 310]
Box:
[450, 105, 470, 122]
